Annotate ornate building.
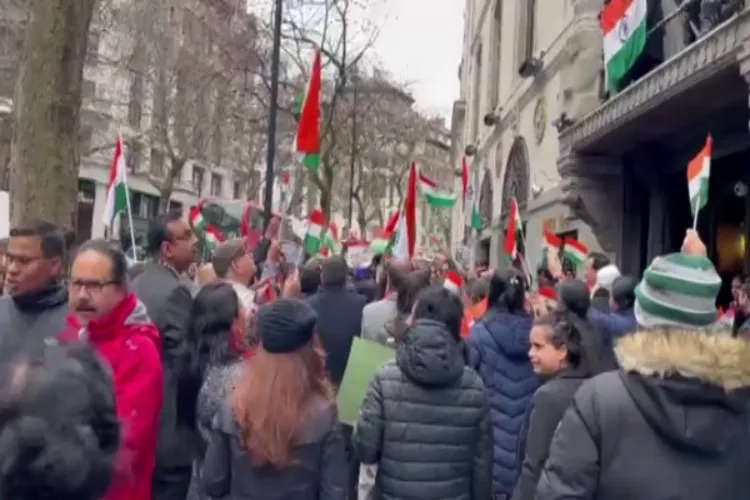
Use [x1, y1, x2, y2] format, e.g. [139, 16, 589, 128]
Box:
[451, 0, 603, 270]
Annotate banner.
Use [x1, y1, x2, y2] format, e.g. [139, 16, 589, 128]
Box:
[336, 337, 395, 425]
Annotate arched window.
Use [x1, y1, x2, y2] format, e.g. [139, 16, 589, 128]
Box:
[478, 168, 493, 226]
[501, 137, 531, 216]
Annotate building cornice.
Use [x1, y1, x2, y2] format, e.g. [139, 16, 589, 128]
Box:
[560, 7, 750, 150]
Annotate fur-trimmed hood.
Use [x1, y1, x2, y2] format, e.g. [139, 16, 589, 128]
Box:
[615, 329, 750, 455]
[616, 329, 750, 391]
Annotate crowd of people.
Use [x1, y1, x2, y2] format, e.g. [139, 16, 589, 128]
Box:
[0, 211, 749, 500]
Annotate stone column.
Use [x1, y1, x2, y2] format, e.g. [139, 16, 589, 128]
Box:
[0, 98, 11, 192]
[557, 148, 624, 259]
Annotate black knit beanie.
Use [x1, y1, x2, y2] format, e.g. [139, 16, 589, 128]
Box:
[257, 298, 317, 353]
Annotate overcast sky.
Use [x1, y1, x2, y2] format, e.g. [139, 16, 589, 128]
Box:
[367, 0, 464, 121]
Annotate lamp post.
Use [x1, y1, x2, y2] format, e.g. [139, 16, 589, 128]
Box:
[347, 67, 359, 234]
[263, 0, 283, 230]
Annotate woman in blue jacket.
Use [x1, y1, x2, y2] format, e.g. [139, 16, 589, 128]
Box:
[468, 268, 539, 498]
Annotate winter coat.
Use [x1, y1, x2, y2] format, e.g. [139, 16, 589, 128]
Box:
[588, 307, 637, 365]
[353, 319, 492, 500]
[511, 367, 590, 500]
[200, 396, 347, 500]
[308, 285, 367, 387]
[467, 308, 539, 496]
[0, 283, 68, 354]
[361, 296, 398, 346]
[60, 292, 163, 500]
[590, 288, 610, 312]
[535, 329, 750, 500]
[186, 360, 244, 500]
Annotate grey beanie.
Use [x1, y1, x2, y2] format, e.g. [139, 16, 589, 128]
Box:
[634, 253, 721, 329]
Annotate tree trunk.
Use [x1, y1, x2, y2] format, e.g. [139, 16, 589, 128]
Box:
[8, 0, 98, 227]
[158, 156, 186, 213]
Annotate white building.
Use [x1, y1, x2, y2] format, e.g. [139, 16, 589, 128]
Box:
[451, 0, 606, 271]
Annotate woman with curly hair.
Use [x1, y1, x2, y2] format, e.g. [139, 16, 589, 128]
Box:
[201, 298, 346, 499]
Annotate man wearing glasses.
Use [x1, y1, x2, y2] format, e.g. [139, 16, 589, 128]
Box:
[0, 220, 69, 354]
[131, 210, 197, 500]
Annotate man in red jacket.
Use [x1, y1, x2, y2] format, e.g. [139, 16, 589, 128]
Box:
[61, 239, 163, 500]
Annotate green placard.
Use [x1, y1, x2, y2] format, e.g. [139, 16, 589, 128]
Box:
[336, 337, 395, 426]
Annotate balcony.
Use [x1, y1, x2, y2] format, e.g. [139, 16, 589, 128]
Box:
[561, 0, 749, 153]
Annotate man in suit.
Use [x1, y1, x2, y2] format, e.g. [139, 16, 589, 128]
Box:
[131, 210, 196, 500]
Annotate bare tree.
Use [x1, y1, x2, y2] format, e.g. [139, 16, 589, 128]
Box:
[94, 0, 266, 211]
[251, 0, 377, 223]
[7, 0, 98, 226]
[343, 74, 432, 233]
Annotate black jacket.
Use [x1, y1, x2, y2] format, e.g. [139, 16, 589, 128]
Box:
[131, 262, 193, 470]
[201, 396, 347, 500]
[307, 284, 366, 387]
[353, 319, 493, 500]
[511, 367, 589, 500]
[536, 329, 750, 500]
[0, 283, 68, 356]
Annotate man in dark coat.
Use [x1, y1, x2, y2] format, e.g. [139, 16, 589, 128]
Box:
[131, 211, 196, 500]
[585, 252, 611, 312]
[308, 256, 366, 498]
[537, 230, 750, 499]
[0, 220, 68, 355]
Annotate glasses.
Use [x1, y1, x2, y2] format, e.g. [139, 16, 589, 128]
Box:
[69, 279, 118, 294]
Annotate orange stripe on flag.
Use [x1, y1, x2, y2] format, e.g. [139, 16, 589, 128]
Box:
[687, 136, 712, 182]
[600, 0, 635, 35]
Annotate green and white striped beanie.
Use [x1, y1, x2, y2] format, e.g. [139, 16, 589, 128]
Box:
[634, 253, 721, 329]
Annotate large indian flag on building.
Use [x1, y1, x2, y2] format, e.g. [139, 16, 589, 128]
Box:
[102, 135, 130, 228]
[687, 135, 712, 218]
[601, 0, 647, 92]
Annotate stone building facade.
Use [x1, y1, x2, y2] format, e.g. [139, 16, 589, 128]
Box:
[450, 0, 605, 271]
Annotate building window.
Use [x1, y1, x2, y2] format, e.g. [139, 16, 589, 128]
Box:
[210, 173, 222, 196]
[150, 148, 164, 176]
[169, 200, 183, 214]
[471, 45, 483, 142]
[488, 0, 502, 109]
[192, 166, 204, 195]
[233, 180, 242, 199]
[132, 192, 158, 219]
[516, 0, 536, 71]
[126, 141, 142, 173]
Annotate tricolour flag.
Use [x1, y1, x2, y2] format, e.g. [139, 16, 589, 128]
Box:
[503, 198, 523, 262]
[102, 135, 130, 228]
[304, 208, 325, 255]
[601, 0, 647, 92]
[418, 173, 457, 209]
[444, 269, 464, 294]
[563, 237, 589, 266]
[369, 211, 399, 255]
[321, 220, 341, 256]
[189, 204, 225, 251]
[541, 226, 563, 270]
[687, 135, 712, 217]
[392, 163, 418, 261]
[295, 49, 322, 173]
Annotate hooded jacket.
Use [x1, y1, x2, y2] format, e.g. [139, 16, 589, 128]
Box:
[467, 309, 539, 495]
[0, 283, 68, 353]
[535, 329, 750, 500]
[60, 292, 163, 500]
[353, 319, 492, 500]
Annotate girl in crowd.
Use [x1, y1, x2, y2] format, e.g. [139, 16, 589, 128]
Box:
[0, 341, 120, 499]
[467, 268, 538, 498]
[183, 282, 248, 500]
[511, 313, 599, 500]
[200, 298, 346, 499]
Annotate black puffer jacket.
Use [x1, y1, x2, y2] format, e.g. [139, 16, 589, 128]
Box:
[536, 329, 750, 500]
[353, 319, 492, 500]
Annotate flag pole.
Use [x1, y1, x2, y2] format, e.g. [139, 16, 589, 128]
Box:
[692, 194, 700, 230]
[123, 184, 137, 261]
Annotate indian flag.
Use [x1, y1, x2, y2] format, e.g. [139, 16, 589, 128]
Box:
[321, 221, 341, 255]
[503, 198, 523, 261]
[687, 135, 712, 217]
[295, 49, 322, 173]
[541, 227, 562, 270]
[304, 208, 325, 255]
[189, 204, 225, 251]
[418, 173, 457, 209]
[601, 0, 647, 92]
[102, 136, 130, 228]
[563, 237, 589, 267]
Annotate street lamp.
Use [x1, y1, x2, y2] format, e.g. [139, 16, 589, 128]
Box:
[263, 0, 283, 230]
